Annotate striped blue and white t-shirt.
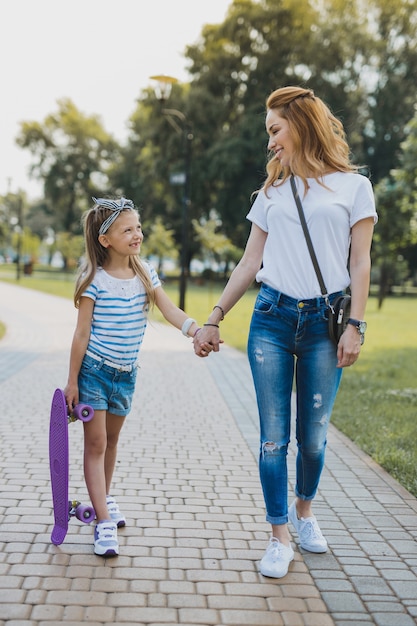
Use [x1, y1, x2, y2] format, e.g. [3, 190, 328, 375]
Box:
[83, 264, 161, 366]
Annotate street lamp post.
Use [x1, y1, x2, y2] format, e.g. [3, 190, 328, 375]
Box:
[150, 75, 193, 311]
[15, 194, 23, 281]
[8, 184, 23, 281]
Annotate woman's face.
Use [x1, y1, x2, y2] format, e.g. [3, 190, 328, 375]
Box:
[266, 109, 294, 168]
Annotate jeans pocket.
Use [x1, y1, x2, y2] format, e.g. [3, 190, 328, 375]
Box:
[321, 308, 330, 323]
[80, 356, 97, 373]
[254, 293, 275, 314]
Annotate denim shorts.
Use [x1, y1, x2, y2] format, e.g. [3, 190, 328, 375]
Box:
[78, 353, 138, 417]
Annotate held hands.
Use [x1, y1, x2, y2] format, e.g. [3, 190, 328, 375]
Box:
[193, 305, 225, 357]
[193, 325, 223, 358]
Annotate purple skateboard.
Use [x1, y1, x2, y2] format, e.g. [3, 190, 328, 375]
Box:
[49, 388, 96, 545]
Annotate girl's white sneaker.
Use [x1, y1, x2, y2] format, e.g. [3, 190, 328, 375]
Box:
[106, 495, 126, 528]
[94, 520, 119, 557]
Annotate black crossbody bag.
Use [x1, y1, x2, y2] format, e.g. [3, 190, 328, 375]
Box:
[290, 175, 351, 345]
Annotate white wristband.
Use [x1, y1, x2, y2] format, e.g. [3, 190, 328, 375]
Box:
[181, 318, 196, 336]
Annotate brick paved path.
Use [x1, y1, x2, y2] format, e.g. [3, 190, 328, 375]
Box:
[0, 282, 416, 626]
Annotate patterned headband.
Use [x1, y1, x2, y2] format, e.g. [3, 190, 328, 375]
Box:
[93, 197, 135, 235]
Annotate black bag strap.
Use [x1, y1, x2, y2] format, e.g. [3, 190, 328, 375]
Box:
[290, 175, 332, 308]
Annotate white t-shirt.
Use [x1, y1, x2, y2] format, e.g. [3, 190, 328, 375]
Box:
[83, 263, 161, 365]
[247, 172, 378, 299]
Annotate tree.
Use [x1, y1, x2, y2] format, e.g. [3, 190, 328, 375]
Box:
[0, 190, 27, 266]
[11, 228, 41, 264]
[359, 0, 417, 182]
[373, 111, 417, 306]
[54, 232, 85, 271]
[17, 99, 119, 234]
[192, 214, 242, 278]
[22, 0, 412, 283]
[141, 217, 179, 274]
[181, 0, 384, 247]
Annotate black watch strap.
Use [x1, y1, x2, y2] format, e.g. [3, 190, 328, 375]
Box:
[347, 318, 362, 328]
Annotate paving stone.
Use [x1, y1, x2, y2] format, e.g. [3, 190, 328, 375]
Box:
[30, 605, 64, 621]
[373, 612, 417, 626]
[315, 578, 353, 592]
[389, 579, 417, 599]
[321, 591, 366, 613]
[218, 609, 283, 625]
[351, 575, 394, 595]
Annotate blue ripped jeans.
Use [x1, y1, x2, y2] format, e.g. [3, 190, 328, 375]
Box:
[247, 283, 343, 526]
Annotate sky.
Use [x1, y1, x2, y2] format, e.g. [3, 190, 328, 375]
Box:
[1, 0, 232, 199]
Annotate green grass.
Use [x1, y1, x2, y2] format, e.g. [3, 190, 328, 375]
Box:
[1, 270, 417, 496]
[331, 297, 417, 497]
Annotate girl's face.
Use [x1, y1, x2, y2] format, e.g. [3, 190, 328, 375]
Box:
[100, 210, 143, 255]
[266, 109, 294, 168]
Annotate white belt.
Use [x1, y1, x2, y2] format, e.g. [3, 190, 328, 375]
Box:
[86, 350, 137, 372]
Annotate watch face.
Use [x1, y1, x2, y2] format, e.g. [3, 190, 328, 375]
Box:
[359, 321, 367, 334]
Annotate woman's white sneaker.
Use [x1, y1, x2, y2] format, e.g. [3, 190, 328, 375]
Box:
[260, 537, 294, 578]
[288, 501, 328, 553]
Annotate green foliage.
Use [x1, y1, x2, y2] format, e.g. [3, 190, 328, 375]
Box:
[183, 0, 370, 240]
[17, 98, 119, 233]
[11, 228, 41, 261]
[359, 0, 417, 182]
[11, 0, 417, 297]
[141, 217, 178, 272]
[55, 232, 85, 270]
[373, 110, 417, 304]
[0, 190, 28, 261]
[192, 214, 242, 274]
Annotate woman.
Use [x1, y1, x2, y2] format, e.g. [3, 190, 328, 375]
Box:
[194, 86, 377, 578]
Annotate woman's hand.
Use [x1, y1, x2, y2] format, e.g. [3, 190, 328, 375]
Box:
[336, 325, 361, 368]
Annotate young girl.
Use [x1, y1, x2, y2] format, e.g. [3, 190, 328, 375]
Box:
[64, 197, 200, 557]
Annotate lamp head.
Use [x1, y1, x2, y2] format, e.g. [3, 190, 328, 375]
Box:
[150, 75, 178, 101]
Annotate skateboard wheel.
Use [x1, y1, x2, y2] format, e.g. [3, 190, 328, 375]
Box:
[71, 403, 94, 423]
[75, 503, 96, 523]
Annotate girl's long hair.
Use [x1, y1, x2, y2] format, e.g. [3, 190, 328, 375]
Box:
[264, 86, 358, 194]
[74, 202, 156, 309]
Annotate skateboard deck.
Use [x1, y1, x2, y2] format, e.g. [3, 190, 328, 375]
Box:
[49, 388, 95, 545]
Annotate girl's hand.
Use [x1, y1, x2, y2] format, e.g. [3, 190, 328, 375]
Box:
[193, 326, 223, 357]
[64, 383, 79, 413]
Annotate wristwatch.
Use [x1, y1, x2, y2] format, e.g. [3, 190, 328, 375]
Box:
[347, 318, 367, 345]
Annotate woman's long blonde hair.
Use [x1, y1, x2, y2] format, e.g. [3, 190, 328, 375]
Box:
[74, 200, 156, 309]
[264, 86, 357, 194]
